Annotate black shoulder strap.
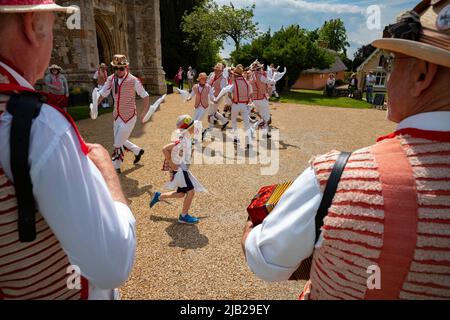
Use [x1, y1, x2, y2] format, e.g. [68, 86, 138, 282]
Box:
[6, 92, 43, 242]
[314, 152, 352, 243]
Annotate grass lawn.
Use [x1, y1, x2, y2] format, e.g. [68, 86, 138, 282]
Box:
[273, 89, 373, 109]
[68, 105, 113, 121]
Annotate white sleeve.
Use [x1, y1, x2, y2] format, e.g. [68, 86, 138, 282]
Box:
[209, 86, 215, 100]
[99, 77, 113, 98]
[135, 78, 149, 98]
[260, 75, 276, 85]
[28, 110, 136, 289]
[245, 166, 323, 282]
[93, 71, 99, 80]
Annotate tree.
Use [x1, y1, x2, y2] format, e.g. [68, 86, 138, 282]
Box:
[214, 2, 258, 51]
[160, 0, 208, 79]
[181, 0, 258, 54]
[318, 19, 350, 55]
[231, 25, 334, 87]
[352, 44, 376, 71]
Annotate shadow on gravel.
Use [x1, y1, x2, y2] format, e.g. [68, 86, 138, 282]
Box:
[149, 215, 209, 250]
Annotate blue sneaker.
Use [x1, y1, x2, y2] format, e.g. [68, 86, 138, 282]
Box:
[150, 192, 161, 208]
[178, 214, 199, 224]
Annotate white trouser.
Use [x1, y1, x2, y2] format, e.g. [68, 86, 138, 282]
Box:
[113, 116, 141, 169]
[253, 99, 270, 133]
[193, 107, 208, 122]
[208, 98, 227, 130]
[231, 103, 251, 141]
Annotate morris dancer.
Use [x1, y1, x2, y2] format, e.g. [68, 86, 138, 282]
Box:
[97, 54, 148, 173]
[207, 63, 229, 133]
[187, 72, 215, 124]
[215, 64, 253, 147]
[150, 115, 207, 224]
[250, 60, 277, 138]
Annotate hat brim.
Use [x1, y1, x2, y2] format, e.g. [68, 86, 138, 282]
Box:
[111, 63, 129, 68]
[372, 38, 450, 68]
[0, 4, 78, 13]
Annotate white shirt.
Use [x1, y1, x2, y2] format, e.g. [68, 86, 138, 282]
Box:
[245, 111, 450, 282]
[0, 61, 136, 299]
[366, 74, 376, 87]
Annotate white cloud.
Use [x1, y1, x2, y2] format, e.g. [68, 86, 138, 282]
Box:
[215, 0, 364, 14]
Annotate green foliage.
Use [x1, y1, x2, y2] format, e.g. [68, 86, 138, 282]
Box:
[231, 25, 334, 87]
[160, 0, 207, 79]
[318, 19, 350, 55]
[352, 44, 376, 71]
[181, 0, 258, 53]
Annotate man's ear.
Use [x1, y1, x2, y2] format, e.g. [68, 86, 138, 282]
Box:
[410, 59, 439, 98]
[21, 12, 40, 47]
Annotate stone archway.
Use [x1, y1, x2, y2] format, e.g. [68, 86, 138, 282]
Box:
[95, 15, 114, 67]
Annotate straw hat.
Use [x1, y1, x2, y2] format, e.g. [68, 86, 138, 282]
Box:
[111, 54, 130, 68]
[214, 63, 224, 71]
[231, 64, 244, 76]
[176, 115, 194, 130]
[372, 0, 450, 68]
[0, 0, 78, 13]
[250, 59, 264, 71]
[48, 64, 62, 71]
[197, 72, 207, 81]
[99, 63, 107, 68]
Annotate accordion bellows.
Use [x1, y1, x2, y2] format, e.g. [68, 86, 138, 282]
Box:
[246, 182, 292, 226]
[246, 182, 312, 281]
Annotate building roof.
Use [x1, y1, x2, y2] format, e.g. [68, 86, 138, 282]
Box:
[302, 49, 347, 74]
[356, 48, 383, 72]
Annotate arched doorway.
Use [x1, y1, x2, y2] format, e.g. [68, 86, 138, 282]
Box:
[95, 16, 114, 67]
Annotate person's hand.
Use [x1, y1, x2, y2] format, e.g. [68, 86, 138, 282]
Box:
[86, 143, 112, 170]
[241, 219, 254, 258]
[65, 93, 69, 98]
[86, 143, 128, 205]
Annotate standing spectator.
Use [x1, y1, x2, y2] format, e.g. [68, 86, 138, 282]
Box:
[176, 66, 184, 90]
[365, 71, 377, 104]
[348, 73, 358, 98]
[325, 73, 336, 97]
[44, 64, 69, 112]
[93, 63, 109, 108]
[187, 66, 195, 93]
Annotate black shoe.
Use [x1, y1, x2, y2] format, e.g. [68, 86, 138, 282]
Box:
[116, 168, 121, 174]
[202, 129, 207, 141]
[221, 121, 229, 131]
[134, 149, 145, 165]
[233, 138, 239, 145]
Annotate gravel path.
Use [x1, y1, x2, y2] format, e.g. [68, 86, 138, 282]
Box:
[76, 94, 395, 300]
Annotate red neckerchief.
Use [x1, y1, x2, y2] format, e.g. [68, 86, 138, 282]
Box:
[0, 61, 88, 155]
[377, 128, 450, 143]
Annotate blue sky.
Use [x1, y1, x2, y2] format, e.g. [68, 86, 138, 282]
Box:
[214, 0, 417, 59]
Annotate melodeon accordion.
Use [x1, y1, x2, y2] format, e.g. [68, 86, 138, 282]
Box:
[247, 182, 292, 226]
[246, 181, 312, 281]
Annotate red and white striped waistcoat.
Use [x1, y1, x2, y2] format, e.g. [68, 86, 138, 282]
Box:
[192, 84, 210, 109]
[209, 72, 224, 98]
[301, 129, 450, 300]
[232, 77, 250, 104]
[251, 71, 268, 101]
[0, 63, 89, 300]
[108, 73, 138, 123]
